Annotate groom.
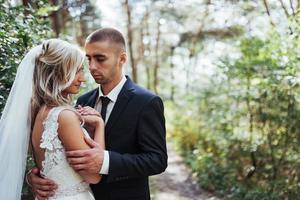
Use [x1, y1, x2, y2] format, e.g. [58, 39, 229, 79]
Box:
[28, 28, 167, 200]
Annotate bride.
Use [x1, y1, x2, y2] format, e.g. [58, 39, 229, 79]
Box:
[0, 39, 104, 199]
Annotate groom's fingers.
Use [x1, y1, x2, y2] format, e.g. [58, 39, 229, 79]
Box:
[66, 141, 100, 158]
[66, 149, 89, 157]
[36, 189, 55, 199]
[36, 195, 47, 200]
[68, 156, 88, 165]
[35, 183, 56, 191]
[32, 176, 56, 188]
[72, 163, 86, 170]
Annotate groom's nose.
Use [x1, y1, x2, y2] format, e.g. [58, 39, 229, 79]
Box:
[89, 60, 99, 72]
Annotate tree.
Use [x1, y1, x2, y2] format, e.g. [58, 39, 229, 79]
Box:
[123, 0, 137, 83]
[0, 0, 52, 114]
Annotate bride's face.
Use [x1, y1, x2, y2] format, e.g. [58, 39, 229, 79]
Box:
[63, 66, 85, 94]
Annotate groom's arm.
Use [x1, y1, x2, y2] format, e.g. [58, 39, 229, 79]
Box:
[107, 96, 168, 182]
[67, 96, 168, 181]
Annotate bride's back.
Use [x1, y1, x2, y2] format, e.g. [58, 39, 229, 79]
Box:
[31, 106, 96, 199]
[31, 106, 51, 169]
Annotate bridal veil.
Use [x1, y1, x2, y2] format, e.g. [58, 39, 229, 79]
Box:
[0, 45, 41, 199]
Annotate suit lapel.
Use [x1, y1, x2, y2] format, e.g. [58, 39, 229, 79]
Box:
[86, 89, 99, 107]
[105, 78, 135, 135]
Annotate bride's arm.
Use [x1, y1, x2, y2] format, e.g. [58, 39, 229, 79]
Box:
[58, 110, 104, 184]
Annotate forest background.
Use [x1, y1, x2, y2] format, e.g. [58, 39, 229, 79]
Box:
[1, 0, 300, 199]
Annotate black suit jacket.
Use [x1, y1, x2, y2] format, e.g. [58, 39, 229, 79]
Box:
[76, 77, 167, 200]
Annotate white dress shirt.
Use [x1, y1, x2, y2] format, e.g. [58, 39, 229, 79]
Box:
[94, 75, 127, 174]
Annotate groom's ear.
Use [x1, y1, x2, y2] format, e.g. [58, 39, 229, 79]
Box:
[119, 52, 127, 65]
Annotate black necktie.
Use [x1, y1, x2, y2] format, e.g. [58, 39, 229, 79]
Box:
[100, 96, 110, 121]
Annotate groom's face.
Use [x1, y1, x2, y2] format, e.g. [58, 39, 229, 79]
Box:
[85, 40, 125, 85]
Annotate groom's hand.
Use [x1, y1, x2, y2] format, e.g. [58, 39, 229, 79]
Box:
[27, 167, 57, 200]
[66, 137, 104, 174]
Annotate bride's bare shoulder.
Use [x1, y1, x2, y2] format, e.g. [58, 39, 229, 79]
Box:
[58, 109, 81, 123]
[35, 106, 74, 121]
[56, 109, 89, 151]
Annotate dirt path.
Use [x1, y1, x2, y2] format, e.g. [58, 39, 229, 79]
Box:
[150, 144, 220, 200]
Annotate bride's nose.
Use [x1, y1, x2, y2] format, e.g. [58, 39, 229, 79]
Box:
[78, 72, 86, 82]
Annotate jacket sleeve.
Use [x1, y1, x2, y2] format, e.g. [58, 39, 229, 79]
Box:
[106, 96, 168, 182]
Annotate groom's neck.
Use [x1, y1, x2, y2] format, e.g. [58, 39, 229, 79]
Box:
[101, 75, 122, 95]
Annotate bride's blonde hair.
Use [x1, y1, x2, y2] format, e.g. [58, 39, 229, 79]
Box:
[31, 39, 85, 121]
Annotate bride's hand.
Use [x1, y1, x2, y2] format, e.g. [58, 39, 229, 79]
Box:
[76, 105, 104, 128]
[82, 114, 104, 128]
[76, 105, 100, 117]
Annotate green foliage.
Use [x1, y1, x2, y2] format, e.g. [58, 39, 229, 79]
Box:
[170, 21, 300, 199]
[0, 1, 53, 198]
[22, 155, 36, 199]
[0, 0, 52, 113]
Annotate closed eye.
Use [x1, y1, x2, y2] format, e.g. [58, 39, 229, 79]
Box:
[76, 67, 84, 73]
[96, 58, 106, 62]
[94, 55, 107, 62]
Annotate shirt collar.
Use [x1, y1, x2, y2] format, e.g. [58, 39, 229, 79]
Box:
[98, 75, 127, 103]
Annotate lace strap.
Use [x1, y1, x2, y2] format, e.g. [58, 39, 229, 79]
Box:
[40, 107, 65, 151]
[40, 106, 83, 151]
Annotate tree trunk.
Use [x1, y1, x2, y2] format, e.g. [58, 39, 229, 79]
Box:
[153, 20, 161, 94]
[144, 11, 152, 90]
[170, 46, 175, 101]
[22, 0, 30, 7]
[49, 0, 63, 37]
[123, 0, 137, 83]
[279, 0, 290, 18]
[289, 0, 295, 16]
[246, 76, 257, 179]
[262, 0, 275, 26]
[139, 9, 151, 90]
[78, 14, 88, 46]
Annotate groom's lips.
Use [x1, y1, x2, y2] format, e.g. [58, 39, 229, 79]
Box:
[92, 74, 103, 77]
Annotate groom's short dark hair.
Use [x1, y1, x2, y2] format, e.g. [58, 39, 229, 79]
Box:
[86, 28, 126, 52]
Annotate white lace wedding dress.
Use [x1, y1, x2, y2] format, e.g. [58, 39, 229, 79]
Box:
[37, 107, 95, 200]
